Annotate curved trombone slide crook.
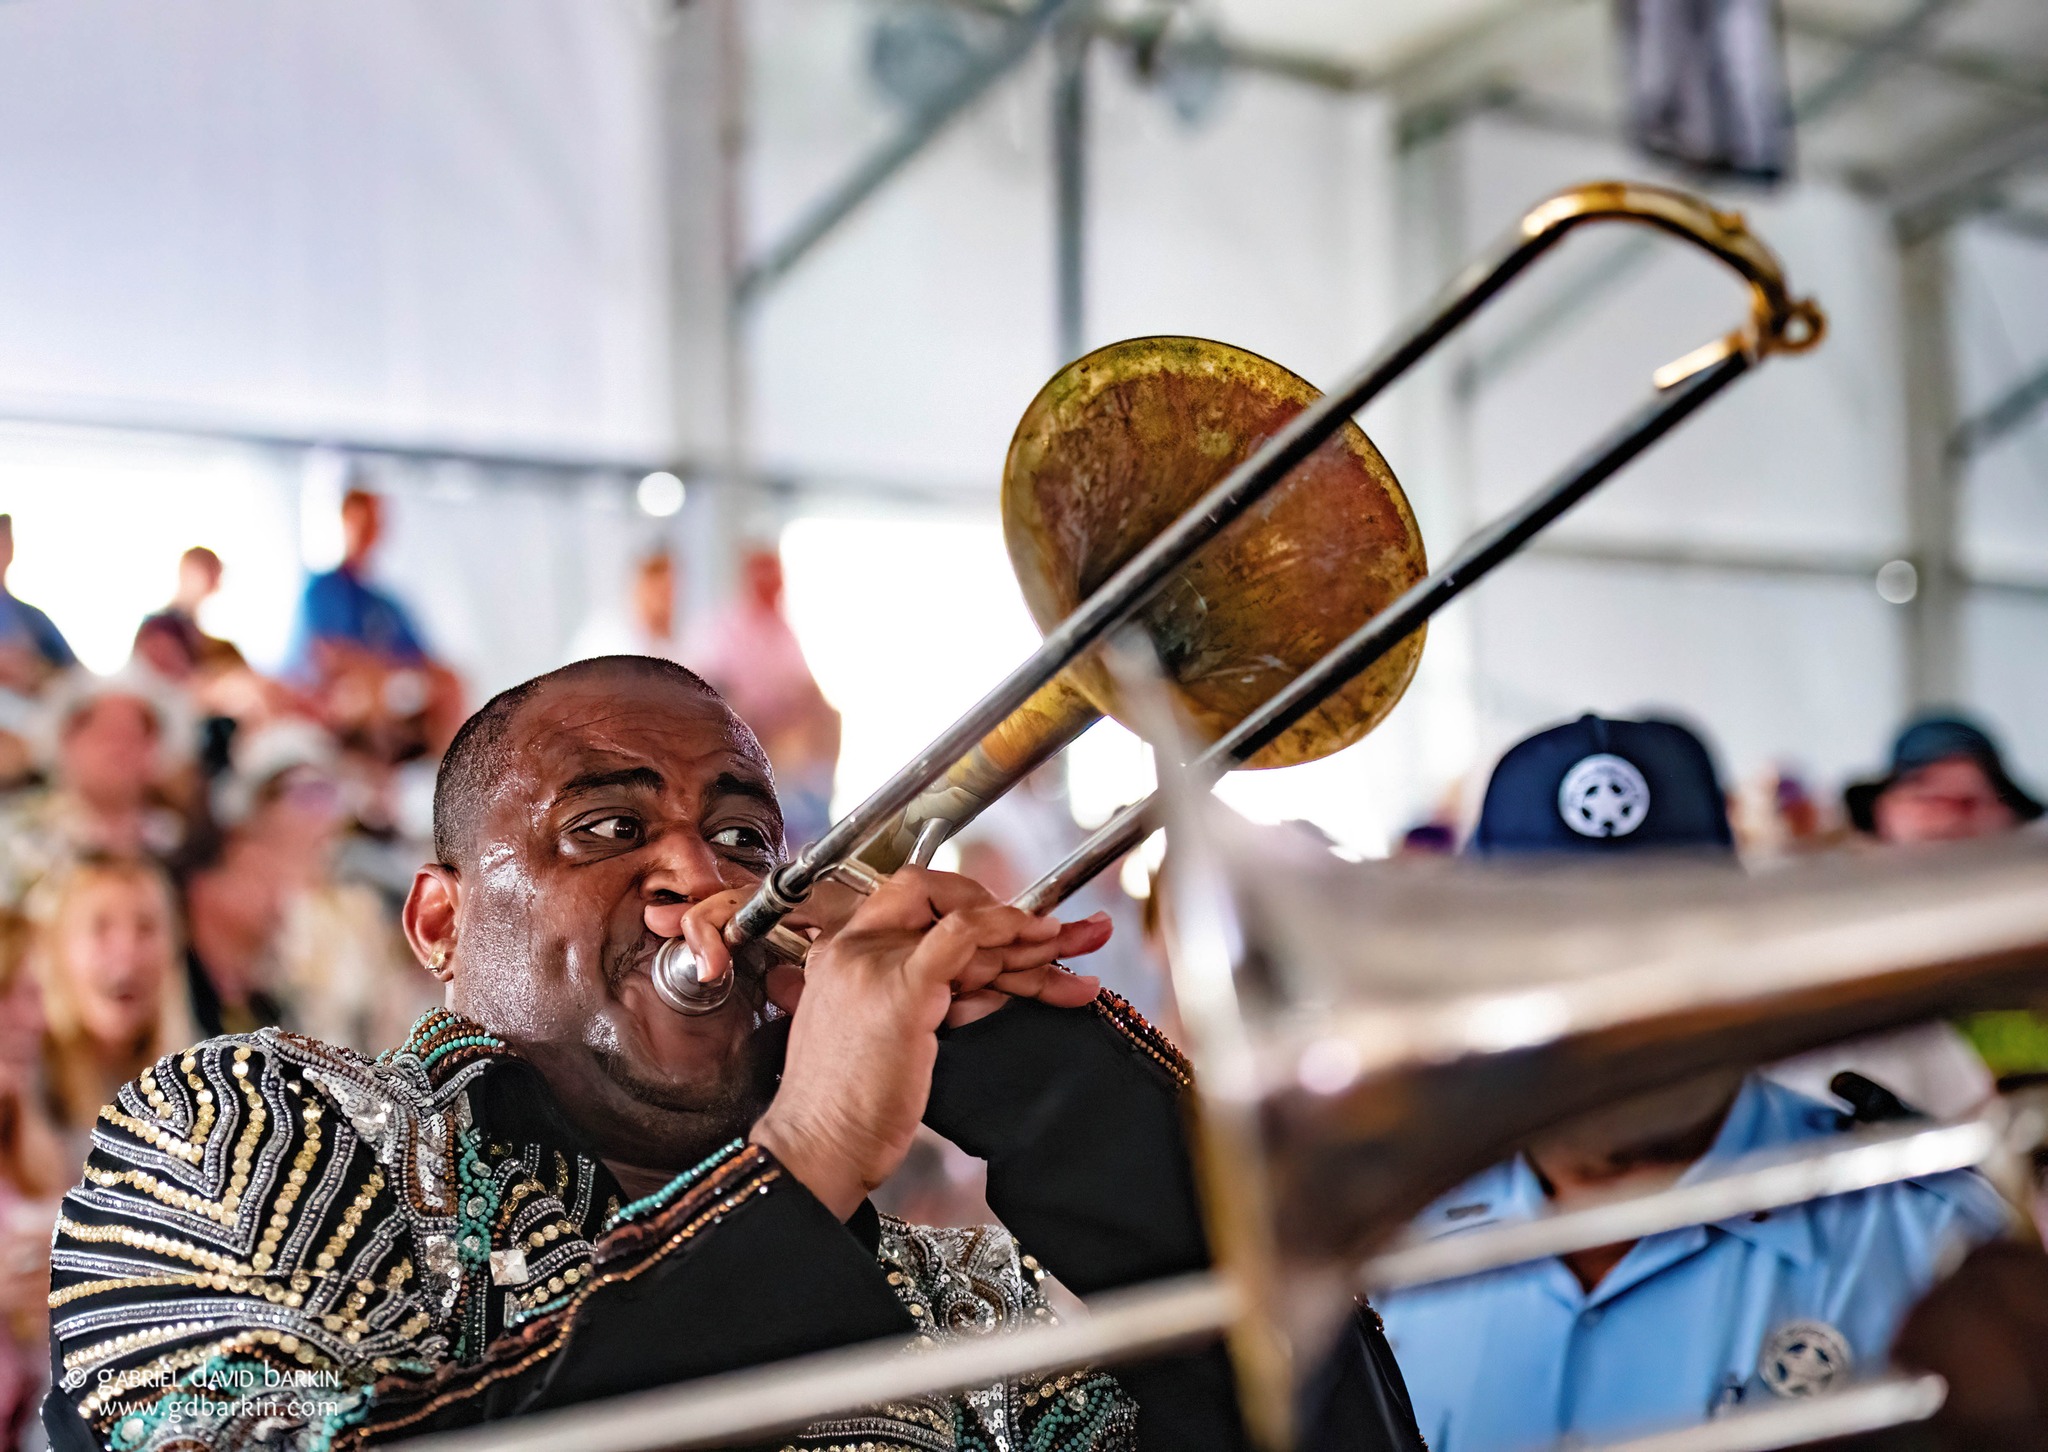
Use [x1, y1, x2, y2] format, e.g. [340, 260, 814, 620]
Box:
[652, 180, 1824, 1013]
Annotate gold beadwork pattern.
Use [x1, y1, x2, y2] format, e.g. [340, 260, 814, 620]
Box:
[362, 1148, 782, 1438]
[49, 1023, 614, 1449]
[781, 1218, 1137, 1451]
[1093, 989, 1194, 1092]
[50, 1010, 1139, 1452]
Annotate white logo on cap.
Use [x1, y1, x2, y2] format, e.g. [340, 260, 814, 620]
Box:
[1757, 1320, 1852, 1398]
[1558, 753, 1650, 838]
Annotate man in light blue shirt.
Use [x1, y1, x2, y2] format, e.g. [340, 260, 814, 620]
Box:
[286, 488, 430, 676]
[0, 513, 77, 684]
[1377, 715, 2009, 1452]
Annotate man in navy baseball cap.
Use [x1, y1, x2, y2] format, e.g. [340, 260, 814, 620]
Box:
[1469, 713, 1734, 855]
[1376, 712, 2003, 1452]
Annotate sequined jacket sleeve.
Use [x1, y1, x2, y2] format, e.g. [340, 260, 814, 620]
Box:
[926, 993, 1201, 1297]
[925, 994, 1426, 1452]
[46, 1035, 912, 1451]
[924, 994, 1236, 1451]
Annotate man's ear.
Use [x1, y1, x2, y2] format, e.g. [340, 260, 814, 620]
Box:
[403, 865, 461, 985]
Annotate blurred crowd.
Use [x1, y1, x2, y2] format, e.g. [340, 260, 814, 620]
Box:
[0, 488, 855, 1446]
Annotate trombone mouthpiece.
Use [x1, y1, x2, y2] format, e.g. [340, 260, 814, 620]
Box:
[650, 937, 734, 1016]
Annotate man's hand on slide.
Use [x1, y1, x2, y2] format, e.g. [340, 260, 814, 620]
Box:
[656, 867, 1109, 1219]
[645, 874, 1107, 1023]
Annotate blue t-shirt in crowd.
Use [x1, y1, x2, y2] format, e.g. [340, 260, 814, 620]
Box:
[288, 566, 428, 676]
[0, 586, 77, 668]
[1378, 1076, 2005, 1452]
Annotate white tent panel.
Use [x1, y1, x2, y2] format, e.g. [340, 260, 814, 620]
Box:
[1963, 591, 2048, 789]
[1468, 556, 1906, 787]
[745, 26, 1398, 491]
[1457, 118, 1910, 558]
[1951, 222, 2048, 581]
[0, 0, 671, 458]
[1087, 73, 1396, 391]
[746, 43, 1059, 490]
[1207, 0, 1506, 70]
[369, 471, 666, 701]
[2, 431, 300, 674]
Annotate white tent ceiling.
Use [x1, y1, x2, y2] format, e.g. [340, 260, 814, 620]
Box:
[1081, 0, 2048, 220]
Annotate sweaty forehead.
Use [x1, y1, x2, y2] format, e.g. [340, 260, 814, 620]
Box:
[506, 673, 770, 798]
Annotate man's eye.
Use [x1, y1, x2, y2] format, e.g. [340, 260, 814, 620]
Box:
[709, 825, 769, 853]
[581, 816, 642, 844]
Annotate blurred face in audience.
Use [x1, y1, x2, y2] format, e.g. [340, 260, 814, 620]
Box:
[632, 554, 675, 640]
[133, 618, 194, 682]
[59, 696, 160, 809]
[1873, 756, 2019, 844]
[177, 549, 222, 608]
[741, 550, 784, 612]
[411, 665, 786, 1173]
[247, 766, 346, 875]
[0, 964, 42, 1087]
[53, 868, 174, 1051]
[341, 493, 383, 568]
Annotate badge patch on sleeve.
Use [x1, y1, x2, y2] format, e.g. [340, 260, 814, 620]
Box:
[1757, 1320, 1852, 1398]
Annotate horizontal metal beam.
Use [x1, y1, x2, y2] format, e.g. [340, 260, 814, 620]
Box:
[935, 0, 1375, 91]
[1975, 201, 2048, 245]
[1528, 536, 1887, 580]
[1540, 536, 2048, 598]
[938, 0, 1585, 99]
[0, 405, 665, 479]
[1530, 536, 2048, 600]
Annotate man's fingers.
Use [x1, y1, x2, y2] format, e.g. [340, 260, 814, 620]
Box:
[987, 963, 1102, 1006]
[677, 903, 741, 987]
[942, 965, 1102, 1026]
[911, 868, 1016, 917]
[907, 905, 1059, 985]
[652, 887, 750, 945]
[643, 902, 692, 940]
[1051, 912, 1113, 960]
[842, 865, 1000, 935]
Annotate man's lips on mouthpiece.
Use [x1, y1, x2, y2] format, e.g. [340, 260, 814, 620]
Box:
[614, 930, 667, 987]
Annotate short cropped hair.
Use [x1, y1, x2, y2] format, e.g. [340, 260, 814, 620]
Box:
[432, 656, 726, 867]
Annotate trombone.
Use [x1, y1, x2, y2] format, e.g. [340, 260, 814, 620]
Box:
[651, 179, 1825, 1013]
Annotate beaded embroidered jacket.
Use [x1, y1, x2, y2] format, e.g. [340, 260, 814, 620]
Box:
[46, 997, 1201, 1452]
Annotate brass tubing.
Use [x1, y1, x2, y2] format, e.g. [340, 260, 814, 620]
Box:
[680, 181, 1822, 989]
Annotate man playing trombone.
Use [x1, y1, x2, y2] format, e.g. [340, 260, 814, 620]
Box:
[42, 656, 1420, 1452]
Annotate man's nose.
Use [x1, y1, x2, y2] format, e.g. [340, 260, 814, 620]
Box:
[640, 828, 730, 904]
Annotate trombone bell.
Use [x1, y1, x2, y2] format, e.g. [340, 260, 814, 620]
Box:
[852, 336, 1427, 874]
[1005, 336, 1428, 770]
